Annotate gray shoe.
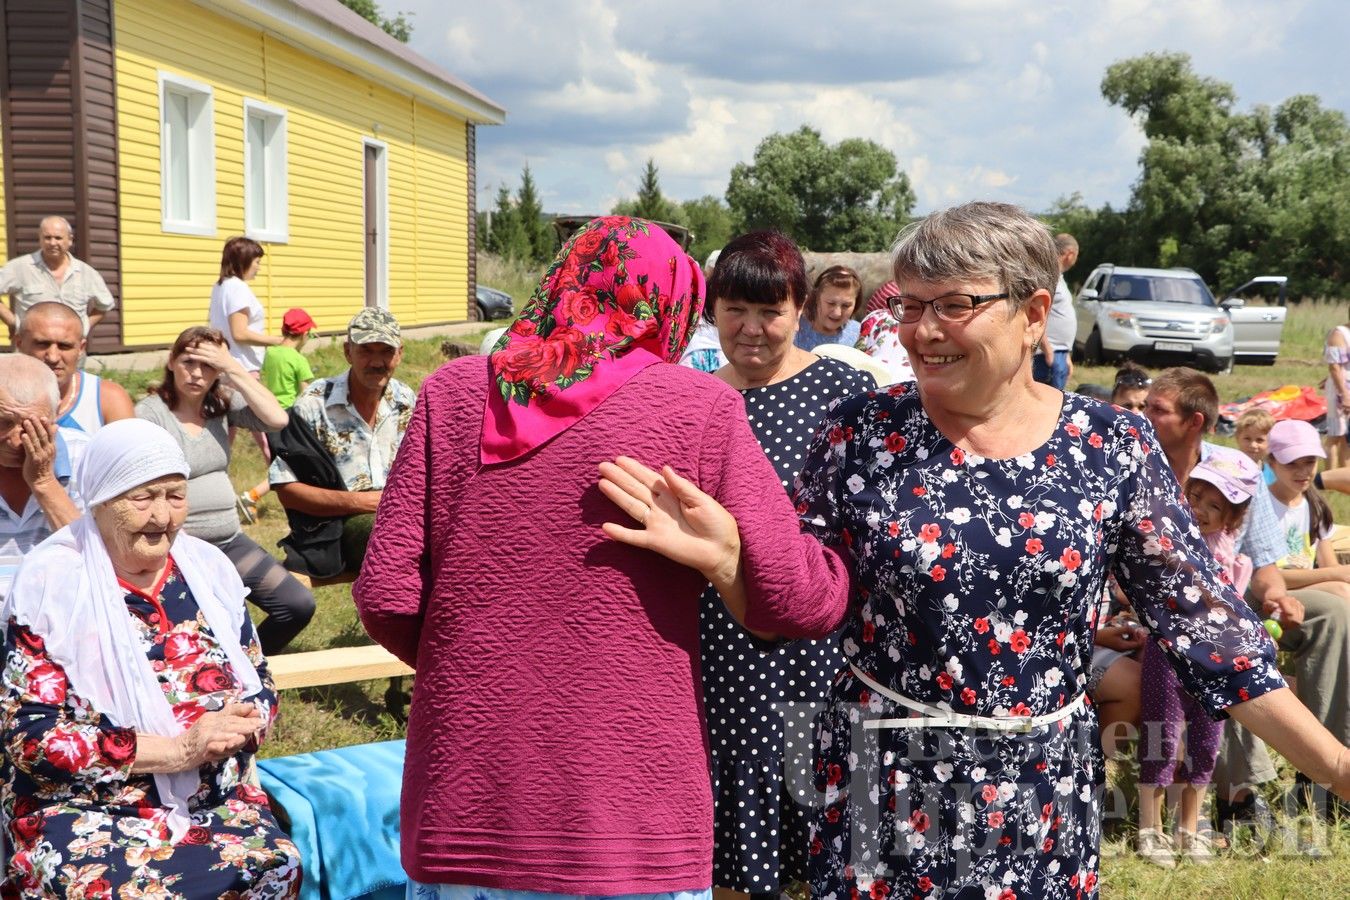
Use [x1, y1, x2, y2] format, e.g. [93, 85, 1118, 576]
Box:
[1137, 828, 1177, 868]
[1175, 829, 1216, 864]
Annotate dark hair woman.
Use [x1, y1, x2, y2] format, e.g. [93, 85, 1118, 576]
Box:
[209, 236, 280, 373]
[135, 326, 315, 654]
[702, 230, 871, 896]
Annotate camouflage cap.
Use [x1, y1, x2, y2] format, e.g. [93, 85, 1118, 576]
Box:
[347, 307, 401, 348]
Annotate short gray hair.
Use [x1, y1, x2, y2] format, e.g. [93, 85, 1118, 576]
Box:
[38, 215, 73, 238]
[890, 201, 1059, 310]
[0, 354, 60, 414]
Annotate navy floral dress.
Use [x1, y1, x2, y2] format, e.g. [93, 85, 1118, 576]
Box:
[1, 561, 301, 898]
[796, 386, 1283, 899]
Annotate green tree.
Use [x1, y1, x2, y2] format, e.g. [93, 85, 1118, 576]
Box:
[338, 0, 413, 42]
[515, 165, 554, 265]
[725, 126, 915, 251]
[484, 184, 529, 262]
[678, 195, 734, 264]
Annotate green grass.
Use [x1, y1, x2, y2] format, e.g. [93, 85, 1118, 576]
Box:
[95, 303, 1350, 893]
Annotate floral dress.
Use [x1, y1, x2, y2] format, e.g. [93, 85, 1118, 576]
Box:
[796, 387, 1283, 899]
[1, 561, 302, 898]
[700, 356, 873, 893]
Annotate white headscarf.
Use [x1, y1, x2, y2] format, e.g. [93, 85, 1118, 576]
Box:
[3, 419, 261, 843]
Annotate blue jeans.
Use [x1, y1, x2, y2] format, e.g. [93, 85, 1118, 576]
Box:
[1033, 349, 1070, 389]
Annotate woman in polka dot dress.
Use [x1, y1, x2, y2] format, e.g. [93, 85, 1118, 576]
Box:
[700, 231, 874, 898]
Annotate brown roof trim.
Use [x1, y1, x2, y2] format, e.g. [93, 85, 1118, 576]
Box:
[199, 0, 506, 124]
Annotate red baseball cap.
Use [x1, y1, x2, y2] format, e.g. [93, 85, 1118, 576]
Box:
[282, 308, 317, 334]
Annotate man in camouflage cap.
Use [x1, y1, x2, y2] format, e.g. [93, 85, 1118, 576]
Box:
[269, 306, 416, 577]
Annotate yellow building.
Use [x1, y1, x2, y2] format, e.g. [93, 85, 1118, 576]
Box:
[0, 0, 505, 352]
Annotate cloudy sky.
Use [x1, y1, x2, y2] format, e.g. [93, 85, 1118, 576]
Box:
[400, 0, 1348, 217]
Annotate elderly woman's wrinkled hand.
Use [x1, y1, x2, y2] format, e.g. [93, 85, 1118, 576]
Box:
[179, 702, 262, 768]
[599, 456, 741, 587]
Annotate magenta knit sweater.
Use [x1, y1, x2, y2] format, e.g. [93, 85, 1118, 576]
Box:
[353, 356, 853, 893]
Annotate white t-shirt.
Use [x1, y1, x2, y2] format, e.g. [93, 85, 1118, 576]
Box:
[208, 276, 266, 371]
[1269, 492, 1333, 569]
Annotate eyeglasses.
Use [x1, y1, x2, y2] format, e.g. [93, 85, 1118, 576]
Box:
[1114, 372, 1152, 388]
[886, 292, 1010, 324]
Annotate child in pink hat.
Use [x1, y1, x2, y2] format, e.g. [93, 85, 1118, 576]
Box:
[1136, 449, 1263, 866]
[1265, 419, 1346, 597]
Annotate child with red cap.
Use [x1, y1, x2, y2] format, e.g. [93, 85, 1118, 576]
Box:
[241, 308, 318, 518]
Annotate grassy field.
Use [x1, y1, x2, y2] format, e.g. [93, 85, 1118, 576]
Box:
[95, 295, 1350, 897]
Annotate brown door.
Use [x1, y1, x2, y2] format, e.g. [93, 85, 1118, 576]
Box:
[363, 142, 383, 308]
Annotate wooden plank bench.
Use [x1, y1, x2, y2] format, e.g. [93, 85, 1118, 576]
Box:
[1331, 524, 1350, 566]
[269, 644, 412, 690]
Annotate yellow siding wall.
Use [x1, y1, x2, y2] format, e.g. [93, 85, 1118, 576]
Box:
[113, 0, 470, 347]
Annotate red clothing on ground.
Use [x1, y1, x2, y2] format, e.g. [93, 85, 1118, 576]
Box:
[354, 356, 851, 894]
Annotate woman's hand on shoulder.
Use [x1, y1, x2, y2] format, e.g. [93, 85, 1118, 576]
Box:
[599, 456, 741, 587]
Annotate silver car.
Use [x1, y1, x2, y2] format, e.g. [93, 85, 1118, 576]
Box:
[1072, 266, 1287, 373]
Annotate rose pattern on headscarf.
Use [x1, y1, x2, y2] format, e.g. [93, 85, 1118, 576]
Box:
[490, 216, 704, 405]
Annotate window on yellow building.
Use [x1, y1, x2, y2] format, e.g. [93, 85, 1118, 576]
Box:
[244, 99, 288, 243]
[158, 72, 215, 237]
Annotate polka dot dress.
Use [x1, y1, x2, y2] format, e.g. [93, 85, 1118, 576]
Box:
[699, 356, 875, 894]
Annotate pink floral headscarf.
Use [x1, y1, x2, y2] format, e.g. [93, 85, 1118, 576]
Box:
[481, 217, 706, 464]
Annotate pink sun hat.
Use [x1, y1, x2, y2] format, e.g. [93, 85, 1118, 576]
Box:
[1267, 419, 1326, 465]
[1190, 451, 1262, 505]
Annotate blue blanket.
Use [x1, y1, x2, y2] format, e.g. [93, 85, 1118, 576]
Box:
[258, 740, 406, 900]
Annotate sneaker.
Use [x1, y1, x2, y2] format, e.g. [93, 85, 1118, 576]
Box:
[1137, 828, 1176, 868]
[236, 492, 257, 525]
[1175, 829, 1215, 864]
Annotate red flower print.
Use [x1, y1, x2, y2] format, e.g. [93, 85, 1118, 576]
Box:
[1159, 535, 1173, 550]
[180, 824, 212, 845]
[827, 764, 843, 786]
[615, 281, 648, 312]
[973, 617, 990, 634]
[1018, 512, 1035, 528]
[1001, 675, 1016, 687]
[601, 241, 620, 269]
[826, 806, 841, 823]
[863, 622, 876, 642]
[936, 672, 953, 690]
[796, 502, 808, 514]
[988, 810, 1005, 828]
[17, 627, 45, 654]
[929, 564, 946, 582]
[1009, 630, 1031, 654]
[870, 881, 890, 900]
[1233, 656, 1253, 672]
[888, 521, 901, 537]
[912, 486, 927, 497]
[1025, 538, 1043, 554]
[190, 664, 235, 695]
[909, 809, 930, 832]
[163, 631, 201, 662]
[1139, 518, 1154, 533]
[829, 426, 848, 445]
[1085, 873, 1098, 892]
[558, 287, 601, 325]
[981, 784, 998, 803]
[1065, 423, 1080, 437]
[988, 639, 1001, 655]
[97, 729, 136, 765]
[1045, 453, 1056, 466]
[509, 317, 538, 338]
[961, 687, 977, 706]
[810, 837, 823, 855]
[1239, 687, 1250, 701]
[918, 877, 934, 892]
[1088, 433, 1103, 448]
[950, 447, 965, 465]
[46, 726, 94, 773]
[1060, 547, 1081, 571]
[885, 432, 907, 452]
[1010, 702, 1032, 716]
[919, 523, 941, 543]
[1055, 631, 1066, 647]
[888, 384, 906, 397]
[26, 661, 66, 706]
[10, 814, 42, 847]
[571, 228, 605, 262]
[941, 542, 955, 559]
[1210, 652, 1224, 663]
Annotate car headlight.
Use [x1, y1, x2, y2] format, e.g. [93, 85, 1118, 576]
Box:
[1210, 317, 1229, 335]
[1107, 311, 1136, 330]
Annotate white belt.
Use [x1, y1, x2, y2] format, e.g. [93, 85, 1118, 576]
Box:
[849, 663, 1088, 734]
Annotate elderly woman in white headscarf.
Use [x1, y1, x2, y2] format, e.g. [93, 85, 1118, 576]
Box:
[0, 419, 301, 897]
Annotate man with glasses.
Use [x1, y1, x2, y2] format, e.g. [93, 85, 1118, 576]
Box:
[1034, 233, 1078, 389]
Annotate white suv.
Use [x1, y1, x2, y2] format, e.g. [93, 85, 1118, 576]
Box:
[1072, 265, 1287, 373]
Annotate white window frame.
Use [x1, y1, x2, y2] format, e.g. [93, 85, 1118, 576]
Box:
[243, 98, 289, 243]
[157, 71, 216, 237]
[362, 138, 390, 309]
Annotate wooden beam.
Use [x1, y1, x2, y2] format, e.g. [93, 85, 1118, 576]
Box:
[268, 644, 412, 690]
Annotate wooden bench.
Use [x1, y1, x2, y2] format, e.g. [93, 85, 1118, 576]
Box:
[269, 644, 412, 690]
[1331, 524, 1350, 566]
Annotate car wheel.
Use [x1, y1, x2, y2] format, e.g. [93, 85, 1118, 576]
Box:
[468, 302, 485, 322]
[1084, 329, 1103, 366]
[1215, 355, 1235, 375]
